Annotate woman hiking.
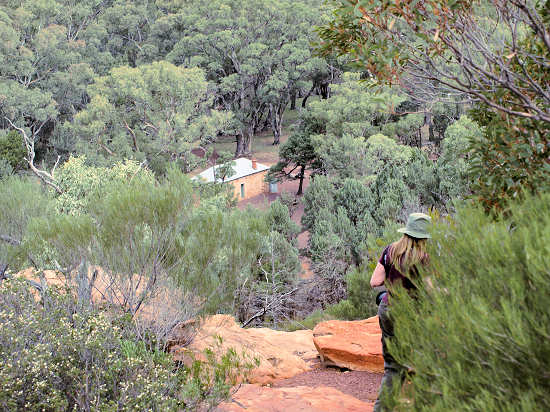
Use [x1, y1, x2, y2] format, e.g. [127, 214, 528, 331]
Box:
[371, 212, 432, 412]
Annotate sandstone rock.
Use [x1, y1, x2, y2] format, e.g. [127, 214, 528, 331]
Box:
[216, 384, 373, 412]
[170, 315, 319, 385]
[313, 316, 383, 373]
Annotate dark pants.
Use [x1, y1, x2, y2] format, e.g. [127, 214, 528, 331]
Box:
[373, 296, 405, 412]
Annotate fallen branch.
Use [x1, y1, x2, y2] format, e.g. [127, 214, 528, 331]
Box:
[241, 287, 299, 328]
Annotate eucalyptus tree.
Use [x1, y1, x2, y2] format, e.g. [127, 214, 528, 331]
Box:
[269, 72, 406, 194]
[306, 73, 404, 140]
[70, 61, 229, 171]
[436, 115, 483, 204]
[0, 0, 116, 188]
[162, 0, 324, 155]
[94, 0, 158, 68]
[318, 0, 550, 210]
[0, 4, 81, 190]
[0, 0, 111, 126]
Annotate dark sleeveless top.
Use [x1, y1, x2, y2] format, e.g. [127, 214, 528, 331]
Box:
[378, 245, 418, 292]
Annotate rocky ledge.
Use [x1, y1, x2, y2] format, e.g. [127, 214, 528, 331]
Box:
[169, 315, 320, 385]
[169, 314, 384, 410]
[313, 317, 384, 372]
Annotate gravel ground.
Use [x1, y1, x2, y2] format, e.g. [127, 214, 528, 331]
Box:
[272, 367, 383, 403]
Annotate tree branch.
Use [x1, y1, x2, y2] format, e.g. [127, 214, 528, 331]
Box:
[4, 117, 63, 194]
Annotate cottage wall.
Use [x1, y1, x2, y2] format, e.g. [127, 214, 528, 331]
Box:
[229, 170, 268, 200]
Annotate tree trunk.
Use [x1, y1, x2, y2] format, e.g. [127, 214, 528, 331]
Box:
[302, 85, 316, 108]
[425, 112, 436, 142]
[319, 82, 330, 99]
[235, 128, 252, 157]
[272, 128, 280, 145]
[0, 263, 7, 284]
[235, 134, 245, 157]
[261, 115, 270, 133]
[296, 165, 305, 196]
[256, 107, 270, 133]
[271, 103, 285, 145]
[290, 91, 296, 110]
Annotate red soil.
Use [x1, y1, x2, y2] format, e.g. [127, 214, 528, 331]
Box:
[272, 367, 383, 403]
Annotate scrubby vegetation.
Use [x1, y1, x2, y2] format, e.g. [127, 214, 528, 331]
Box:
[0, 0, 548, 410]
[0, 279, 254, 411]
[383, 192, 550, 411]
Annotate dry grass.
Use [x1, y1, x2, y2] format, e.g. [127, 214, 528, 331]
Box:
[212, 131, 288, 166]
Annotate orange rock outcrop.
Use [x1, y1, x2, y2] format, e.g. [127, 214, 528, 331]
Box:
[170, 315, 319, 385]
[313, 316, 384, 372]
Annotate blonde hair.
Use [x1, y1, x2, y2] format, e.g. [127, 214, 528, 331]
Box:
[389, 234, 429, 276]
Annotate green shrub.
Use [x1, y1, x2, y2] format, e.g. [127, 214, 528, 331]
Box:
[0, 176, 54, 270]
[436, 115, 481, 204]
[0, 159, 13, 178]
[385, 192, 550, 411]
[0, 130, 25, 172]
[279, 309, 336, 332]
[326, 266, 378, 320]
[0, 280, 253, 411]
[55, 156, 155, 215]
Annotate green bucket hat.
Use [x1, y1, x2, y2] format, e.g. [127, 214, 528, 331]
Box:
[398, 212, 432, 239]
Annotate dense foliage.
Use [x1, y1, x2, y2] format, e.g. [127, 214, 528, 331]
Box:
[0, 0, 548, 410]
[0, 167, 299, 408]
[164, 0, 327, 154]
[0, 0, 328, 178]
[383, 192, 550, 411]
[69, 62, 230, 169]
[275, 75, 477, 307]
[318, 0, 549, 210]
[0, 130, 26, 175]
[1, 165, 301, 328]
[0, 279, 253, 411]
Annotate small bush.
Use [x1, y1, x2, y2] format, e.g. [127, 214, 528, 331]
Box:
[279, 309, 336, 332]
[0, 158, 13, 178]
[326, 266, 378, 320]
[0, 176, 54, 270]
[0, 130, 26, 172]
[55, 156, 155, 215]
[0, 280, 253, 411]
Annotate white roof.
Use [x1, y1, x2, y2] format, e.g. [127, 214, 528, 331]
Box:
[193, 158, 269, 183]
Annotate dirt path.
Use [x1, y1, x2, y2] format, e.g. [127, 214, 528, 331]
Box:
[272, 367, 383, 404]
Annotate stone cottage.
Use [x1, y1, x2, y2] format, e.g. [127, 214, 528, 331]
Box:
[194, 157, 271, 200]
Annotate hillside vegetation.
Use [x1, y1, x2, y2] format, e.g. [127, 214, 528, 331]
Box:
[0, 0, 548, 410]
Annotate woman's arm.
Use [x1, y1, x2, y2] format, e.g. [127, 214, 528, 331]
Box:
[370, 262, 386, 287]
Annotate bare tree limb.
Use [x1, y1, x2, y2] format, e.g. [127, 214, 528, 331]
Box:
[4, 117, 63, 194]
[241, 287, 299, 328]
[124, 119, 139, 151]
